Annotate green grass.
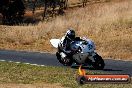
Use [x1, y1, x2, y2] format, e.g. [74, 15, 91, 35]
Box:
[0, 61, 131, 88]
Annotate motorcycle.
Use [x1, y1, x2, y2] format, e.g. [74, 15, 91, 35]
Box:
[50, 37, 105, 70]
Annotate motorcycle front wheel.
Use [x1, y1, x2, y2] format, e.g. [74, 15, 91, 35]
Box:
[56, 52, 73, 66]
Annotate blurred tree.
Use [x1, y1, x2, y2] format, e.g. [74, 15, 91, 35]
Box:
[43, 0, 68, 19]
[32, 0, 37, 14]
[0, 0, 25, 25]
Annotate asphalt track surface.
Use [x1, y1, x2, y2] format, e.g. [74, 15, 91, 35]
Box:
[0, 50, 132, 76]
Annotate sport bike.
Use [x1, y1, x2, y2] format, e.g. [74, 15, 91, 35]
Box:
[50, 37, 105, 69]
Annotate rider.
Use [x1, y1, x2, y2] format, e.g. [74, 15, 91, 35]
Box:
[59, 28, 76, 55]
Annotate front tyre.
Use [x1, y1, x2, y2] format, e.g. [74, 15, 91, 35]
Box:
[56, 52, 73, 66]
[93, 54, 105, 70]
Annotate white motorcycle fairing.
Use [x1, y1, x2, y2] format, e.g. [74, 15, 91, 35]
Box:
[72, 39, 95, 53]
[71, 39, 96, 64]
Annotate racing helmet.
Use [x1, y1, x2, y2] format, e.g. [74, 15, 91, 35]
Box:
[66, 28, 75, 40]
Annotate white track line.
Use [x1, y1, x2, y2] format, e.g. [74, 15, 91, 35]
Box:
[0, 60, 6, 62]
[0, 60, 45, 67]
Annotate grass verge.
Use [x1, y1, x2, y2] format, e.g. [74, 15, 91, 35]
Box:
[0, 61, 131, 88]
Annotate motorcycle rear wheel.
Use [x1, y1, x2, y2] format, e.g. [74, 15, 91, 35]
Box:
[93, 54, 105, 70]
